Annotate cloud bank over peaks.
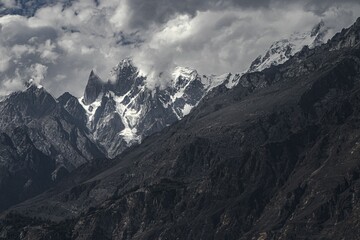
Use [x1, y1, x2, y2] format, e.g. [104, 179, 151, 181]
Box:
[131, 3, 360, 89]
[0, 0, 358, 96]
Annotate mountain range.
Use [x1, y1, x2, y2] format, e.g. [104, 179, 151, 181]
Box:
[0, 19, 330, 214]
[0, 17, 359, 240]
[77, 20, 330, 158]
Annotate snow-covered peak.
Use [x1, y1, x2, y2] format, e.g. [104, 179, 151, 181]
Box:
[172, 66, 198, 81]
[248, 21, 330, 73]
[109, 58, 138, 82]
[77, 60, 233, 158]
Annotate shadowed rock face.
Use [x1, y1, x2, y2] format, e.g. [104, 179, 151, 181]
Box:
[58, 92, 88, 126]
[0, 84, 106, 212]
[0, 129, 55, 212]
[83, 71, 104, 105]
[1, 17, 360, 240]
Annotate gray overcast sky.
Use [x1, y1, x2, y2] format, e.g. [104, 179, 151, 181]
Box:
[0, 0, 359, 97]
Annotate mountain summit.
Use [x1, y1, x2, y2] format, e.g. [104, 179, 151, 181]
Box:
[78, 61, 226, 157]
[248, 20, 329, 73]
[74, 21, 333, 158]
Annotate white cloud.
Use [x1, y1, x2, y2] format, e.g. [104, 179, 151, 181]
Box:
[132, 3, 360, 88]
[29, 63, 48, 85]
[0, 78, 23, 96]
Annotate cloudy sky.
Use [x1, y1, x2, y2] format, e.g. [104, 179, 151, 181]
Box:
[0, 0, 359, 97]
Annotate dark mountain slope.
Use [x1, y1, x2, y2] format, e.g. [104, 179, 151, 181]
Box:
[1, 18, 360, 240]
[0, 129, 55, 212]
[0, 85, 105, 212]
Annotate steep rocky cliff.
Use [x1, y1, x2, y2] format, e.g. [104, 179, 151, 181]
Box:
[0, 84, 105, 211]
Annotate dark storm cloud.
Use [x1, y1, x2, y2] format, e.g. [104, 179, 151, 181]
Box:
[126, 0, 264, 28]
[126, 0, 360, 29]
[304, 0, 360, 14]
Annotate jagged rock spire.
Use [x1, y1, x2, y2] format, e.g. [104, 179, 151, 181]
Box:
[83, 70, 104, 105]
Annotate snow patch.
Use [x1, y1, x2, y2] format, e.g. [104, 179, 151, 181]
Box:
[182, 104, 193, 116]
[111, 91, 143, 144]
[206, 73, 231, 91]
[172, 66, 197, 82]
[78, 96, 102, 124]
[249, 22, 329, 73]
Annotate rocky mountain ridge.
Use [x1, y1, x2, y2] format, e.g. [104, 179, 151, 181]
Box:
[248, 20, 329, 73]
[78, 59, 230, 157]
[76, 21, 330, 158]
[0, 83, 105, 211]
